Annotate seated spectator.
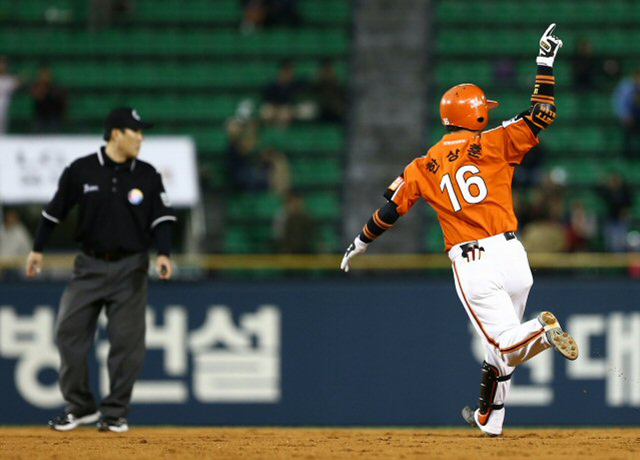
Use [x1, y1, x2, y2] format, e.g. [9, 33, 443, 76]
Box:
[89, 0, 135, 31]
[571, 38, 599, 93]
[0, 56, 22, 134]
[260, 60, 310, 127]
[566, 199, 598, 252]
[273, 193, 315, 253]
[598, 172, 633, 252]
[310, 59, 347, 123]
[262, 146, 291, 196]
[520, 199, 568, 253]
[241, 0, 300, 33]
[30, 64, 68, 133]
[225, 106, 268, 192]
[240, 0, 268, 33]
[0, 209, 33, 259]
[513, 144, 546, 188]
[612, 68, 640, 158]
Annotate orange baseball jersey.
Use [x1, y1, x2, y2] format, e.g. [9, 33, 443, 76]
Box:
[385, 118, 539, 250]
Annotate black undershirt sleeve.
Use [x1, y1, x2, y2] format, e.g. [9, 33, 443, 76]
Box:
[523, 65, 556, 136]
[32, 218, 57, 252]
[359, 201, 400, 243]
[153, 221, 172, 256]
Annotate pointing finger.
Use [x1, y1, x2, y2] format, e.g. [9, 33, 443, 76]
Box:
[544, 23, 556, 37]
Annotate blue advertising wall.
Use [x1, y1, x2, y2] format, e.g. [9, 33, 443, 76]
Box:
[1, 278, 639, 426]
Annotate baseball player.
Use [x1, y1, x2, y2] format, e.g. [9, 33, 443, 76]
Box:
[340, 24, 577, 437]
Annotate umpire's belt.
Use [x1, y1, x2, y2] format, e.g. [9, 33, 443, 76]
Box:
[449, 231, 516, 261]
[83, 249, 139, 262]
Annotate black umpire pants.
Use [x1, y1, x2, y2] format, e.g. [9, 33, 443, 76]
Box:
[54, 252, 149, 419]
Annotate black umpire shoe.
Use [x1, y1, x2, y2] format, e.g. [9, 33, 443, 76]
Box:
[97, 417, 129, 433]
[48, 411, 100, 431]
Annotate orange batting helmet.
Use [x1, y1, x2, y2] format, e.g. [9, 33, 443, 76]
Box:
[440, 84, 499, 131]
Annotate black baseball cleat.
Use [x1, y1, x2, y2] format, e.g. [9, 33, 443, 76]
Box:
[461, 406, 477, 428]
[461, 406, 501, 437]
[48, 411, 100, 431]
[538, 311, 579, 361]
[97, 417, 129, 433]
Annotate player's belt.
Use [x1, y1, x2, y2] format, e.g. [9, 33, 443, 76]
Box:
[83, 249, 139, 262]
[459, 232, 516, 258]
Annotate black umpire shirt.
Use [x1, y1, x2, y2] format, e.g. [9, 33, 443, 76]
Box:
[34, 147, 176, 254]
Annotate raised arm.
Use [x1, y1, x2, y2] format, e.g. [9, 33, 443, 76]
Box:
[522, 23, 563, 135]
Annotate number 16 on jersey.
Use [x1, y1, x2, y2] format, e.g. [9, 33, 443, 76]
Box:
[439, 165, 488, 212]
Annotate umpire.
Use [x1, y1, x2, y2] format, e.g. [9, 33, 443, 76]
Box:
[25, 107, 176, 433]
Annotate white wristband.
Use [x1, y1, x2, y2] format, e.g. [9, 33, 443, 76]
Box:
[536, 56, 554, 67]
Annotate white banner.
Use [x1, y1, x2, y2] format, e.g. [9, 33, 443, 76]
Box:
[0, 136, 199, 207]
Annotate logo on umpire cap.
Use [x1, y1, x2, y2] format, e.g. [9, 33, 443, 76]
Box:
[132, 109, 141, 121]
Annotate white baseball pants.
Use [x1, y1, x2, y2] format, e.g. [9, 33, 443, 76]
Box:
[449, 232, 553, 434]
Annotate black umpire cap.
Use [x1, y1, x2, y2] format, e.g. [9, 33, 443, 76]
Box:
[103, 107, 154, 141]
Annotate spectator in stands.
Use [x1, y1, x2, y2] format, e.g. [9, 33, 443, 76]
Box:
[566, 199, 598, 252]
[273, 192, 315, 253]
[260, 60, 309, 128]
[571, 37, 621, 92]
[0, 56, 21, 134]
[226, 107, 269, 192]
[512, 144, 546, 188]
[520, 198, 568, 253]
[240, 0, 268, 33]
[599, 172, 633, 252]
[89, 0, 135, 31]
[310, 58, 347, 123]
[30, 64, 68, 133]
[571, 38, 599, 93]
[264, 0, 300, 28]
[0, 209, 33, 259]
[517, 172, 564, 229]
[225, 99, 291, 194]
[613, 68, 640, 158]
[262, 146, 291, 196]
[240, 0, 300, 33]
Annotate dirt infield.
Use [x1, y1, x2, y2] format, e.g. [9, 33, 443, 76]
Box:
[1, 427, 639, 459]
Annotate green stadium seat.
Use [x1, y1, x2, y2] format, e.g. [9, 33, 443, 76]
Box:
[134, 0, 241, 24]
[304, 192, 341, 220]
[7, 93, 32, 123]
[291, 158, 342, 187]
[543, 126, 610, 154]
[226, 192, 283, 221]
[3, 27, 349, 58]
[131, 0, 351, 26]
[0, 0, 84, 22]
[425, 224, 445, 253]
[223, 225, 275, 253]
[261, 125, 344, 153]
[299, 0, 350, 24]
[188, 129, 228, 154]
[545, 159, 627, 186]
[317, 224, 340, 252]
[434, 61, 493, 87]
[51, 59, 346, 91]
